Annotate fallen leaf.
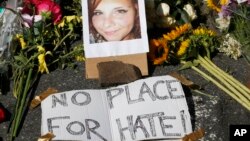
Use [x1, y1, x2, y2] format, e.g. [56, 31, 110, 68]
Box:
[182, 128, 205, 141]
[30, 87, 58, 109]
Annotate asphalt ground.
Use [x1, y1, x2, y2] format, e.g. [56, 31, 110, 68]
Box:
[0, 53, 250, 141]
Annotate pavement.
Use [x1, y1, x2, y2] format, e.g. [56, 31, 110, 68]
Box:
[0, 53, 250, 141]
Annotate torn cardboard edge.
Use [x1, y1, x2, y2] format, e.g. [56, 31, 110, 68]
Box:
[85, 53, 148, 79]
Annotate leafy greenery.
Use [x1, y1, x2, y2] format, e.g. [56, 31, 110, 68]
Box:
[229, 4, 250, 64]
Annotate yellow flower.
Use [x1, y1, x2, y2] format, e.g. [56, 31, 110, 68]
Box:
[58, 15, 82, 28]
[193, 27, 216, 36]
[163, 23, 191, 41]
[38, 53, 49, 74]
[206, 0, 221, 12]
[220, 0, 229, 5]
[16, 34, 26, 49]
[149, 38, 169, 65]
[37, 45, 49, 74]
[75, 56, 85, 62]
[177, 39, 191, 57]
[37, 45, 45, 53]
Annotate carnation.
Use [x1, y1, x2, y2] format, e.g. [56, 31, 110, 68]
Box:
[218, 34, 242, 60]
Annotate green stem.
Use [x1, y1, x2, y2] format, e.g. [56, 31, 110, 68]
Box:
[11, 68, 33, 138]
[201, 56, 250, 100]
[190, 65, 250, 111]
[53, 29, 73, 51]
[49, 49, 78, 65]
[192, 89, 214, 98]
[198, 56, 250, 108]
[204, 56, 250, 95]
[10, 71, 25, 138]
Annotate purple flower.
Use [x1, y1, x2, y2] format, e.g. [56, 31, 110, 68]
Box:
[219, 5, 232, 17]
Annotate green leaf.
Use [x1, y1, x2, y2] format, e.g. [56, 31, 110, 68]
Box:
[178, 61, 193, 70]
[178, 8, 191, 23]
[192, 60, 200, 67]
[14, 55, 28, 64]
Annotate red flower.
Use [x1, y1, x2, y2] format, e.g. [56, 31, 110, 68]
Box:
[36, 0, 62, 24]
[0, 106, 5, 123]
[22, 0, 62, 24]
[23, 0, 42, 5]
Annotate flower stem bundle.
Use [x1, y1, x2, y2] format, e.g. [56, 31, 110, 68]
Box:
[5, 0, 84, 140]
[188, 55, 250, 111]
[10, 68, 37, 140]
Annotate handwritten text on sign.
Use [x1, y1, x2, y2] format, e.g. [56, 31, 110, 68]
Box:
[41, 75, 192, 141]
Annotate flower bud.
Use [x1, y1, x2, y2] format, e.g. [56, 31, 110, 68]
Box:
[156, 3, 170, 16]
[183, 4, 197, 21]
[0, 106, 5, 123]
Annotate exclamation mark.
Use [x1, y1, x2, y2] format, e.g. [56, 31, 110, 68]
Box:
[180, 110, 187, 133]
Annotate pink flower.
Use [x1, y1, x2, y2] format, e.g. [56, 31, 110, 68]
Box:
[36, 0, 62, 24]
[22, 0, 62, 24]
[36, 0, 52, 14]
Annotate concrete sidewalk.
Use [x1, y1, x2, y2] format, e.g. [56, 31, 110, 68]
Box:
[0, 53, 250, 141]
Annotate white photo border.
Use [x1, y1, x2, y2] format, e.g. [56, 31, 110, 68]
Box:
[82, 0, 149, 58]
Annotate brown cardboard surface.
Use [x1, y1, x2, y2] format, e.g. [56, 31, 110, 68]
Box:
[85, 53, 148, 79]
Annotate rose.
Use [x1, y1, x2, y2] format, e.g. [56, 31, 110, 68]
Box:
[0, 106, 5, 123]
[36, 0, 62, 24]
[22, 0, 62, 24]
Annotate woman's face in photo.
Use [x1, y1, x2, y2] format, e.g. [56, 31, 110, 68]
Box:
[92, 0, 137, 41]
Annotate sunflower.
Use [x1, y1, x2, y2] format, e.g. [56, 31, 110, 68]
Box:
[193, 27, 216, 36]
[176, 39, 191, 57]
[149, 38, 170, 65]
[163, 23, 191, 41]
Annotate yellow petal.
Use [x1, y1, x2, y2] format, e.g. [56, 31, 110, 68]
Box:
[38, 54, 49, 74]
[37, 45, 45, 53]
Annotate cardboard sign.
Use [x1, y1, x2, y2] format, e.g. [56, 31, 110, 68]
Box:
[41, 75, 192, 141]
[82, 0, 149, 78]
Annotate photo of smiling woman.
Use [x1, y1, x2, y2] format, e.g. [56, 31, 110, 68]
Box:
[88, 0, 141, 43]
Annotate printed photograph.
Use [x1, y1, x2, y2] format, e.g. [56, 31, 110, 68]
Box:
[88, 0, 141, 43]
[82, 0, 149, 58]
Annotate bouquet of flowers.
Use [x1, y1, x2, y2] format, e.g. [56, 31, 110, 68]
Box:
[148, 0, 250, 111]
[207, 0, 250, 63]
[1, 0, 83, 140]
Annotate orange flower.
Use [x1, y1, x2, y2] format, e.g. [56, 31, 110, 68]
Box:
[149, 38, 170, 65]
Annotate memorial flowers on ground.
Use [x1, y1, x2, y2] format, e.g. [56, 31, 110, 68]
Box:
[207, 0, 250, 62]
[2, 0, 83, 140]
[149, 23, 250, 110]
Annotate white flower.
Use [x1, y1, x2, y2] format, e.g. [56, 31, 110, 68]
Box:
[156, 3, 170, 16]
[218, 34, 242, 60]
[237, 0, 247, 3]
[183, 4, 197, 21]
[215, 16, 231, 31]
